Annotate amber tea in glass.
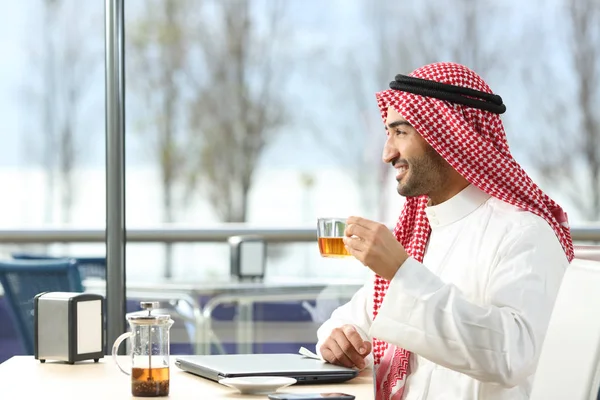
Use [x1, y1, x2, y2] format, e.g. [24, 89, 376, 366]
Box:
[112, 302, 174, 397]
[317, 218, 351, 258]
[132, 367, 170, 397]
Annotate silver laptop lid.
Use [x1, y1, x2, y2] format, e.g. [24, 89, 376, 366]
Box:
[176, 354, 357, 378]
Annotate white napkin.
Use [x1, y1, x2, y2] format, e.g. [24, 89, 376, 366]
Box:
[298, 346, 323, 361]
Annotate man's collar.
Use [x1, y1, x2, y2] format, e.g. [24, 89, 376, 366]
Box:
[424, 184, 491, 229]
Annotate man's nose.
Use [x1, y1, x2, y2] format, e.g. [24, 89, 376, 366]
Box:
[382, 137, 399, 164]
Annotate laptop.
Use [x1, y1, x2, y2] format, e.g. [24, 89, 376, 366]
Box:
[175, 354, 359, 384]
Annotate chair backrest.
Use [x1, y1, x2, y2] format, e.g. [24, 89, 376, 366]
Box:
[530, 257, 600, 400]
[11, 253, 106, 280]
[0, 259, 84, 354]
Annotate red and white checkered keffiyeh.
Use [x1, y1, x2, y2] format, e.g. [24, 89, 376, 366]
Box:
[372, 62, 574, 399]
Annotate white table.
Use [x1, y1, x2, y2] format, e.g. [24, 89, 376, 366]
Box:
[83, 280, 362, 355]
[0, 356, 374, 399]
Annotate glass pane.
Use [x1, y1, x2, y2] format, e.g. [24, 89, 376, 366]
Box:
[2, 0, 598, 373]
[0, 0, 105, 362]
[119, 0, 600, 362]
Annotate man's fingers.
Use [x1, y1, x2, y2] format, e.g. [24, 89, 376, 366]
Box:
[346, 216, 378, 230]
[343, 326, 369, 355]
[331, 327, 366, 369]
[323, 325, 372, 369]
[344, 223, 370, 240]
[320, 338, 354, 368]
[326, 340, 355, 368]
[343, 236, 366, 253]
[320, 345, 338, 365]
[362, 339, 372, 355]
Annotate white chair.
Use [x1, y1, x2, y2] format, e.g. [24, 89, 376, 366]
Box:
[530, 254, 600, 400]
[575, 245, 600, 262]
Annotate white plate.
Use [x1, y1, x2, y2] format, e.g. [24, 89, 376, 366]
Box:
[218, 376, 297, 394]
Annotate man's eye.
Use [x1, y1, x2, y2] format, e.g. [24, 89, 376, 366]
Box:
[395, 130, 406, 136]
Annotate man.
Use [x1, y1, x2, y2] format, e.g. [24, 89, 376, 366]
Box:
[316, 62, 573, 399]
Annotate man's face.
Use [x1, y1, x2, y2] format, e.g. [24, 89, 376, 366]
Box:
[382, 106, 450, 198]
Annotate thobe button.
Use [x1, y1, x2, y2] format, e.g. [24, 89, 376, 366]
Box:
[430, 210, 436, 217]
[431, 218, 439, 225]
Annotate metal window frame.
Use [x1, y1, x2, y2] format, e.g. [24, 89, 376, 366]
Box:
[105, 0, 126, 351]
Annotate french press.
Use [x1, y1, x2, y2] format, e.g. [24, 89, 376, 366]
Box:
[112, 301, 174, 397]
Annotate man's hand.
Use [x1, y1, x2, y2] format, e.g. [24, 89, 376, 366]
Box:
[319, 325, 372, 369]
[343, 216, 409, 280]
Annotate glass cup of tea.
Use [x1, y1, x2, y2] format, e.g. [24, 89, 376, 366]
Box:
[317, 217, 352, 258]
[112, 301, 174, 397]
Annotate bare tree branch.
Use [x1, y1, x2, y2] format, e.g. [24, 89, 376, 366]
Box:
[524, 0, 600, 220]
[187, 0, 289, 223]
[128, 0, 192, 277]
[20, 0, 99, 225]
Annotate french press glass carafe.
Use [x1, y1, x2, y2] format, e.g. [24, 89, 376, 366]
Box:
[112, 301, 174, 397]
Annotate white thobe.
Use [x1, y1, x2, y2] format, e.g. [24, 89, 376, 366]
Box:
[316, 184, 569, 399]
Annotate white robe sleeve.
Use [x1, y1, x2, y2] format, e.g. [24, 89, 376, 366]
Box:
[316, 275, 375, 368]
[369, 223, 568, 387]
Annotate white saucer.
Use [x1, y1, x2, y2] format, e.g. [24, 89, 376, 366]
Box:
[218, 376, 297, 394]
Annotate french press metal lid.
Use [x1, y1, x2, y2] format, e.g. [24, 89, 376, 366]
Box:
[127, 301, 171, 324]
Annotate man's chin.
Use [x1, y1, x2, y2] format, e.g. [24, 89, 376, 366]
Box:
[396, 183, 410, 197]
[397, 182, 422, 198]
